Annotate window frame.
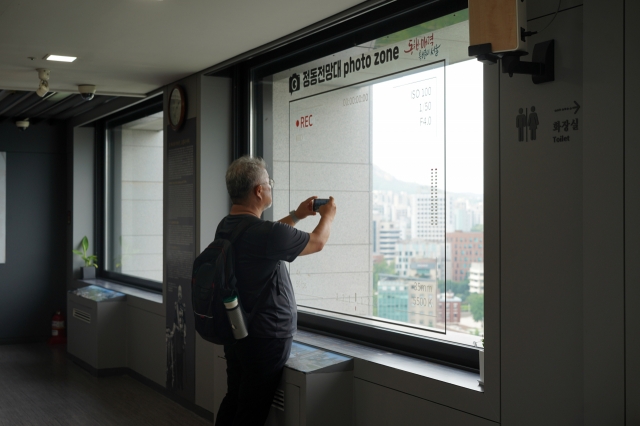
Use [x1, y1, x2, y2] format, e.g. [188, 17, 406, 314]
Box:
[96, 96, 164, 293]
[245, 0, 481, 369]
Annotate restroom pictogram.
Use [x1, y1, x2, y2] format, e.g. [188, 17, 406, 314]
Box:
[516, 106, 539, 142]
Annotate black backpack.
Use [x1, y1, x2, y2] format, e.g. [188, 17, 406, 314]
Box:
[191, 218, 255, 345]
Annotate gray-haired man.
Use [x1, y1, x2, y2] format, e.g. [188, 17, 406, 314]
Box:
[215, 156, 336, 426]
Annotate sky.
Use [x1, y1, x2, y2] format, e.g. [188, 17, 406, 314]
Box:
[372, 59, 484, 195]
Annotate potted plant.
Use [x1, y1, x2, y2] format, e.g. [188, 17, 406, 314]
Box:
[72, 236, 98, 279]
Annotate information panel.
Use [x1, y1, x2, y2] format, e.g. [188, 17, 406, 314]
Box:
[165, 118, 196, 400]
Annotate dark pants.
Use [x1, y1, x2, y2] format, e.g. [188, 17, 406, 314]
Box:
[215, 336, 292, 426]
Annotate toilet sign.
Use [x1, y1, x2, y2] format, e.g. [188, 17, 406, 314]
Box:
[515, 101, 581, 143]
[551, 101, 581, 143]
[516, 106, 540, 142]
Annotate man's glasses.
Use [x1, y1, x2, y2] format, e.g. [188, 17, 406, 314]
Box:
[260, 178, 274, 189]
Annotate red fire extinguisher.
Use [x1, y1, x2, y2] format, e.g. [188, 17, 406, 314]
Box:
[49, 310, 67, 345]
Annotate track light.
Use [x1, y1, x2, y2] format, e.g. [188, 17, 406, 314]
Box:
[16, 119, 30, 131]
[35, 68, 50, 97]
[36, 80, 49, 97]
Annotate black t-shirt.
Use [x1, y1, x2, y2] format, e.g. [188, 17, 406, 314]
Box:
[214, 214, 310, 338]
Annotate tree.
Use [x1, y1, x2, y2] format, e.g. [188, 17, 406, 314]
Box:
[373, 259, 395, 289]
[467, 293, 484, 322]
[437, 279, 470, 299]
[373, 260, 395, 316]
[470, 224, 484, 232]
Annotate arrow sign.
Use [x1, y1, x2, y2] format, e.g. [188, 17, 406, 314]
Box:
[554, 101, 582, 114]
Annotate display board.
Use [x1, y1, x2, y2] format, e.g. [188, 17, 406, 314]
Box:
[260, 11, 485, 345]
[287, 61, 446, 327]
[165, 118, 196, 400]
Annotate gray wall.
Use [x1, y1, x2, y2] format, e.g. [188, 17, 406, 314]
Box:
[625, 3, 640, 424]
[0, 121, 67, 342]
[195, 75, 232, 412]
[584, 0, 638, 424]
[501, 5, 584, 424]
[71, 126, 94, 281]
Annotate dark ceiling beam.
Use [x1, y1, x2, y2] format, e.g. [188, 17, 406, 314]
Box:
[68, 95, 157, 128]
[0, 92, 37, 115]
[29, 94, 79, 119]
[0, 92, 33, 116]
[51, 97, 98, 121]
[0, 90, 13, 104]
[0, 92, 58, 122]
[57, 95, 117, 120]
[42, 95, 97, 122]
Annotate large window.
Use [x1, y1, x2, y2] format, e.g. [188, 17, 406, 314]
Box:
[103, 105, 164, 290]
[254, 9, 484, 354]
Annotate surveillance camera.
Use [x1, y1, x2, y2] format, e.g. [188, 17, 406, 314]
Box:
[37, 68, 50, 81]
[78, 85, 96, 101]
[16, 120, 29, 131]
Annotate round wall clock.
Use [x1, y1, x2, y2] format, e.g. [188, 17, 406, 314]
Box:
[169, 85, 186, 131]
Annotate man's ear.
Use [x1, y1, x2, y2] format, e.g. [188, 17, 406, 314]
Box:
[254, 184, 264, 201]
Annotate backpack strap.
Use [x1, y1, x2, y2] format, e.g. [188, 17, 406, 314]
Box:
[227, 217, 256, 244]
[226, 217, 275, 324]
[219, 217, 256, 292]
[211, 216, 257, 249]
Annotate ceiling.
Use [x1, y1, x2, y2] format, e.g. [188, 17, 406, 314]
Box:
[0, 0, 366, 123]
[0, 90, 118, 124]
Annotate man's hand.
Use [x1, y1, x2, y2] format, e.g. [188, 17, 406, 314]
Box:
[318, 196, 336, 221]
[299, 196, 336, 256]
[295, 196, 318, 220]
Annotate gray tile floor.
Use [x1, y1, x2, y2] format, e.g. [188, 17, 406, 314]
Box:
[0, 343, 212, 426]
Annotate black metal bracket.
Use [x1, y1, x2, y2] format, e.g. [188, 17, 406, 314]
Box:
[468, 40, 555, 84]
[501, 40, 554, 84]
[468, 43, 499, 65]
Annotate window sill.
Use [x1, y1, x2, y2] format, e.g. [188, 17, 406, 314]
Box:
[294, 329, 482, 393]
[77, 278, 163, 304]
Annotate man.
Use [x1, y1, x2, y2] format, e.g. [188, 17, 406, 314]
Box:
[215, 156, 336, 426]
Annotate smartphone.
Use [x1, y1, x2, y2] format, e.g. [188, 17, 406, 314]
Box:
[312, 198, 330, 212]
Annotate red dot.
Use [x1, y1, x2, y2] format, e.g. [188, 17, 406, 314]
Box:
[296, 120, 299, 127]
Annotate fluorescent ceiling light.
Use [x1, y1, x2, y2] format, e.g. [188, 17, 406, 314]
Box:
[44, 54, 77, 62]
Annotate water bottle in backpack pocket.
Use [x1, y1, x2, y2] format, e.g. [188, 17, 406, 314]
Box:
[223, 295, 248, 340]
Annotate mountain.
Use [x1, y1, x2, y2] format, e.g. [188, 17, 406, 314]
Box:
[372, 165, 483, 198]
[373, 165, 421, 193]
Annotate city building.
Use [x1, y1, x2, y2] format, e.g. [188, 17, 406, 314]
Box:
[451, 198, 473, 232]
[447, 231, 484, 282]
[378, 274, 437, 328]
[373, 220, 403, 261]
[407, 276, 438, 328]
[409, 258, 437, 279]
[394, 239, 444, 277]
[437, 291, 462, 324]
[410, 186, 450, 241]
[377, 274, 409, 323]
[469, 262, 484, 294]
